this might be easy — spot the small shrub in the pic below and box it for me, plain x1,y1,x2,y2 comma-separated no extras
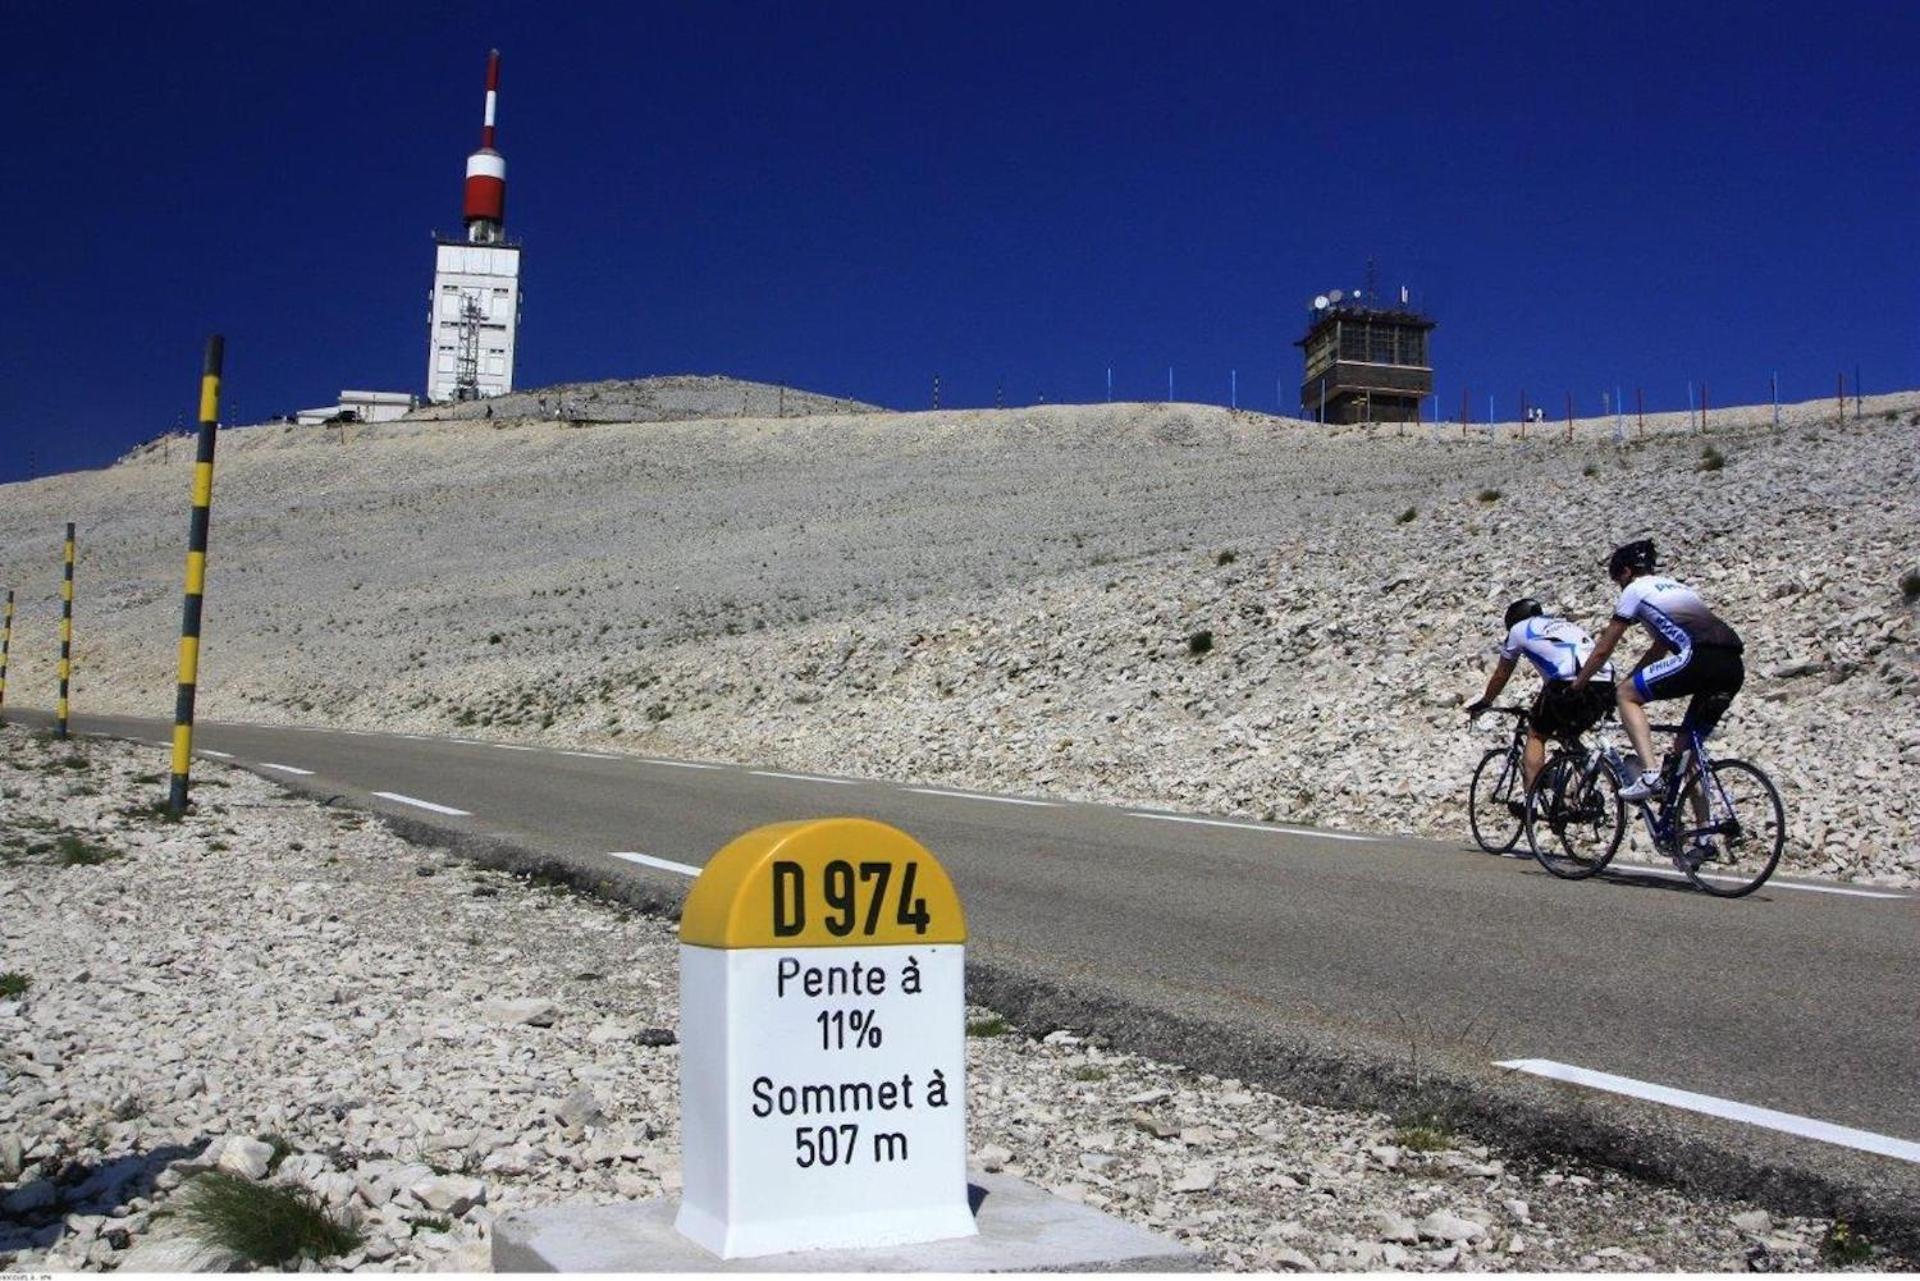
488,633,502,645
1215,549,1237,566
0,972,30,998
1395,506,1417,524
133,771,164,785
57,834,119,866
1582,463,1598,477
410,1213,455,1235
966,1015,1011,1038
1187,629,1214,655
1700,444,1726,471
1821,1221,1873,1266
174,1171,362,1267
1393,1115,1454,1152
1477,488,1502,503
1067,1065,1107,1082
1900,569,1920,604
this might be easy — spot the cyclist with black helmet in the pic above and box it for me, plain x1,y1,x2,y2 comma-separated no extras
1570,539,1745,800
1467,598,1616,795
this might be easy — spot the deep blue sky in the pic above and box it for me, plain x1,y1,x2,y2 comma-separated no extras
5,1,1916,482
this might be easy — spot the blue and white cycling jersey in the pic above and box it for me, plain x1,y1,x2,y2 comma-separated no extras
1613,575,1743,655
1501,615,1615,683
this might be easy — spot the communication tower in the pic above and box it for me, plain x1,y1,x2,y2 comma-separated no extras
426,50,522,403
1293,280,1434,424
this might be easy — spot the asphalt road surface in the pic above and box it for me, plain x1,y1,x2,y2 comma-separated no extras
13,708,1918,1232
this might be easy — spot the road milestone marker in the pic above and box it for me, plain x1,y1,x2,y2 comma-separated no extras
675,817,973,1259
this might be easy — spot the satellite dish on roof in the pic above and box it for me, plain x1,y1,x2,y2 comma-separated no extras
1313,294,1329,310
1328,289,1344,303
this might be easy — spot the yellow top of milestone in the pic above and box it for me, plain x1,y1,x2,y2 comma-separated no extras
681,817,966,948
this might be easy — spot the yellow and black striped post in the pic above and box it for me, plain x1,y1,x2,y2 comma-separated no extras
0,588,13,725
57,524,75,739
169,336,224,816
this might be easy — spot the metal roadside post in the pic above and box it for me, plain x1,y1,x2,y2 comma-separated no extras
675,818,973,1259
57,524,75,739
170,336,225,816
0,588,12,725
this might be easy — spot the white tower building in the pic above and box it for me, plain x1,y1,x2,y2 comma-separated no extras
427,50,521,403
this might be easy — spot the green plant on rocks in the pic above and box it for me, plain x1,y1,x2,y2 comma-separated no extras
1820,1221,1873,1266
0,972,30,998
56,834,119,866
1901,569,1920,604
966,1014,1011,1038
1477,487,1502,503
174,1171,362,1267
1700,444,1727,471
1187,629,1214,655
1396,506,1417,524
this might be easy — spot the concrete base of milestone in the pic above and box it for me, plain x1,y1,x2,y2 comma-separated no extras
491,1171,1203,1272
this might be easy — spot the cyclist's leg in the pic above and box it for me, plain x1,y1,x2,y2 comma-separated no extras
1523,689,1552,788
1679,651,1745,827
1616,676,1659,773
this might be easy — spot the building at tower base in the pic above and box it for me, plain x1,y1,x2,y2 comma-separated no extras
1294,286,1434,425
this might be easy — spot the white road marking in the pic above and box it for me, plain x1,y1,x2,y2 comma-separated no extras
905,787,1057,807
1128,812,1375,843
371,791,471,817
1607,860,1909,900
199,749,234,759
641,758,723,770
560,750,621,760
492,744,540,752
751,769,861,785
1495,1059,1920,1164
450,738,486,745
258,763,314,776
609,851,702,877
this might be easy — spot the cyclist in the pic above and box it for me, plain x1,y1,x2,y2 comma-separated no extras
1467,598,1616,798
1569,539,1745,801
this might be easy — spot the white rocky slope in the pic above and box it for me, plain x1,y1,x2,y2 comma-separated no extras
1,728,1898,1272
0,395,1914,883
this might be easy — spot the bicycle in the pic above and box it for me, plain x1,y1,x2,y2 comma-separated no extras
1467,707,1533,854
1525,720,1785,897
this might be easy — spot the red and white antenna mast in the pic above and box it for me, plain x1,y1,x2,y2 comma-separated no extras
462,50,506,243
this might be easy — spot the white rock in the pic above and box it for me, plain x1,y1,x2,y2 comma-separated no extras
411,1174,488,1216
216,1136,275,1180
484,997,559,1027
1418,1209,1487,1243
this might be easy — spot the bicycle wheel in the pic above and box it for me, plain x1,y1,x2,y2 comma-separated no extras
1469,747,1525,854
1674,758,1785,897
1526,751,1625,879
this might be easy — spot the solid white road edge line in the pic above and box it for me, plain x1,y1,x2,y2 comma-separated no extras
1494,1059,1920,1164
559,750,621,760
609,851,702,877
640,758,723,770
1607,860,1909,900
1128,812,1374,843
371,791,472,817
750,769,860,785
904,787,1058,807
492,744,540,752
258,763,314,776
199,750,234,759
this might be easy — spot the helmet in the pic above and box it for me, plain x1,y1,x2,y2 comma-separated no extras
1607,538,1657,580
1504,597,1544,631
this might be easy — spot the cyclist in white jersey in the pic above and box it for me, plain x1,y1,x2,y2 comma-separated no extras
1467,598,1617,794
1570,539,1745,800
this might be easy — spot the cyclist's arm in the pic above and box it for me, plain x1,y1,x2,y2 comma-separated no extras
1470,656,1517,712
1570,618,1631,689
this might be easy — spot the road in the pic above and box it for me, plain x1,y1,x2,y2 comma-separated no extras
12,708,1918,1232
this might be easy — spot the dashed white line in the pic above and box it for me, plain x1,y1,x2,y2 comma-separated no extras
751,770,861,785
904,787,1058,808
1607,861,1909,900
1128,812,1375,843
199,749,234,759
609,851,702,877
371,791,471,817
450,738,486,745
1495,1059,1920,1164
641,758,723,770
258,763,314,776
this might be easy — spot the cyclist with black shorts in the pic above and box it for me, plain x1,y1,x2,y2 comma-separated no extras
1570,539,1745,801
1467,598,1617,795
